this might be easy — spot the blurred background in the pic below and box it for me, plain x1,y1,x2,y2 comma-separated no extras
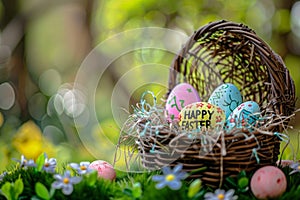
0,0,300,171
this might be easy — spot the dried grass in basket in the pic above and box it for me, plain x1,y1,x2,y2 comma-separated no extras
116,20,296,188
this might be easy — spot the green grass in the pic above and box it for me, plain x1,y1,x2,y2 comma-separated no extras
1,164,300,200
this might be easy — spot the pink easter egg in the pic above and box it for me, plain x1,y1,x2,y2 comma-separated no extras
165,83,201,122
89,160,116,181
250,166,287,199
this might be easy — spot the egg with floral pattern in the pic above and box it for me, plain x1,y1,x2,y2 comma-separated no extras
208,83,242,118
225,101,260,131
165,83,201,122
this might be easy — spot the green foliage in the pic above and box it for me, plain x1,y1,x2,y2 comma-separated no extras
35,154,46,172
35,182,51,200
0,175,23,200
1,164,300,199
1,182,13,200
0,168,54,200
237,177,249,190
122,182,142,199
13,177,23,199
187,179,202,198
66,177,114,200
141,181,187,200
224,170,251,196
279,167,300,200
85,170,98,186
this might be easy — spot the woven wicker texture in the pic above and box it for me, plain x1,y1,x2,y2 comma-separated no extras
168,20,295,118
137,20,296,188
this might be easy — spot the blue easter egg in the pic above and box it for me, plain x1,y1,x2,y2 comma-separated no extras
226,101,260,131
208,83,242,118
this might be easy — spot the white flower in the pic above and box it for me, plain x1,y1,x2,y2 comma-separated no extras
14,155,36,169
289,162,300,175
51,170,82,195
69,161,94,175
204,189,238,200
43,154,57,173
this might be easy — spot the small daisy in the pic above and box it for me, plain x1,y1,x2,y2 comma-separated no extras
204,189,238,200
152,164,188,190
289,162,300,175
43,154,57,173
14,155,36,169
51,170,82,195
69,161,94,175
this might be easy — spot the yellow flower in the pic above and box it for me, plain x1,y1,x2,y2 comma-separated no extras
13,121,56,159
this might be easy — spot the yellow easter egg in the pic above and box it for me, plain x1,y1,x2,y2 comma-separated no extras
179,102,225,130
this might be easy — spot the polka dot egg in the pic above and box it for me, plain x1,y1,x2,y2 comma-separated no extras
250,166,287,199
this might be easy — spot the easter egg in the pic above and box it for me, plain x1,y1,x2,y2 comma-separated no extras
226,101,260,131
179,102,225,130
89,160,116,181
208,83,242,118
165,83,201,122
250,166,287,199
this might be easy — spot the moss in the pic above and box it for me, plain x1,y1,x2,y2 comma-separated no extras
0,165,300,199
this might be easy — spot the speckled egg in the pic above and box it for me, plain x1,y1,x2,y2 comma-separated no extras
225,101,260,131
89,160,116,181
165,83,201,122
208,83,242,118
178,102,225,130
250,166,287,199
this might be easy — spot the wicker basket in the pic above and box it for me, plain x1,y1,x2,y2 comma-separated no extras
128,20,296,188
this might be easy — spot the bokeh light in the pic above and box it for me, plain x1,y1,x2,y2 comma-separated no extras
0,82,15,110
290,1,300,55
57,84,87,118
39,69,62,96
43,125,65,144
53,94,64,115
28,92,47,120
291,1,300,38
